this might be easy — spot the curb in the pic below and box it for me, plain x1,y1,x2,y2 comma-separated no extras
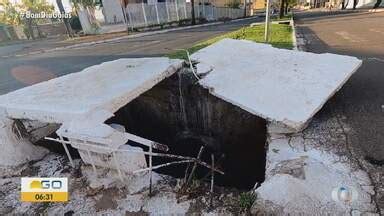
292,14,306,51
3,16,258,58
290,18,298,51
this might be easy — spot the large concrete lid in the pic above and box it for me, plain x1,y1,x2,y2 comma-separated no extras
192,39,362,132
0,58,183,123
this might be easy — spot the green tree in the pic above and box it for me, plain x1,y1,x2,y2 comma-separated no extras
0,0,22,25
19,0,54,39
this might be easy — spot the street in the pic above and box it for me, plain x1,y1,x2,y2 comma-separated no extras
0,17,261,95
296,11,384,210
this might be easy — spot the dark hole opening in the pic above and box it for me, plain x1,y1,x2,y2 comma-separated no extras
106,68,268,190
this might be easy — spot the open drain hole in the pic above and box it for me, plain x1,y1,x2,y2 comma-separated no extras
106,68,268,190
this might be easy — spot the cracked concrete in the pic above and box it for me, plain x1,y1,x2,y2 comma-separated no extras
252,113,380,215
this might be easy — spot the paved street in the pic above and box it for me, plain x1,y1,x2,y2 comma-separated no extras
0,17,261,95
296,11,384,211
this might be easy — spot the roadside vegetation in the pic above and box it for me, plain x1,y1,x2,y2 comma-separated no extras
167,23,293,60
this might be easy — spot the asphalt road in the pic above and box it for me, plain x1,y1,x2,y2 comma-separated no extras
296,11,384,211
0,17,261,95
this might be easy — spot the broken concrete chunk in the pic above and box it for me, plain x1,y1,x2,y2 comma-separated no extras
192,39,362,132
0,109,49,166
78,144,147,174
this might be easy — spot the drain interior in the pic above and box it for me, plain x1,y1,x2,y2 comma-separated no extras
106,68,268,190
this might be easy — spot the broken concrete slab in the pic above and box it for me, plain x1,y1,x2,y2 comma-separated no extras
192,39,362,132
252,124,377,215
0,58,183,124
0,58,183,167
0,109,49,166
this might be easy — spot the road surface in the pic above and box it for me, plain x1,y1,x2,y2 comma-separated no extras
0,17,261,95
296,11,384,212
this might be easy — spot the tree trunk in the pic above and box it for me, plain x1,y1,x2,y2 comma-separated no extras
36,23,44,38
26,18,35,40
284,1,289,15
279,0,285,18
56,0,73,37
353,0,357,9
373,0,382,8
191,0,196,25
243,0,247,17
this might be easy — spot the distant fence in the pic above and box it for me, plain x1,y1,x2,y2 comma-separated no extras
125,1,245,28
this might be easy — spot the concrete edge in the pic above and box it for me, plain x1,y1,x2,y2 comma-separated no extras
291,14,306,51
290,18,298,51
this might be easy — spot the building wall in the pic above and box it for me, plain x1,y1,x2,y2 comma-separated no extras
253,0,266,10
102,0,126,24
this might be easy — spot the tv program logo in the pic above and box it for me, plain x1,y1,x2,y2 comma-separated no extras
332,186,358,204
21,178,68,202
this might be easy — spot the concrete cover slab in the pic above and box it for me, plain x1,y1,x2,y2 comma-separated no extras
192,39,362,131
0,58,182,166
0,58,183,124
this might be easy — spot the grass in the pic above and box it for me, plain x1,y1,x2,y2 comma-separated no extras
167,23,293,59
238,192,257,213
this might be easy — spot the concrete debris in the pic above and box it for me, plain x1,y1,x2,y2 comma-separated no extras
252,119,378,215
0,110,49,166
0,153,237,215
192,39,362,132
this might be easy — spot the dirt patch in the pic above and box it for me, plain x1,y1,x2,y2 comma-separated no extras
95,187,127,212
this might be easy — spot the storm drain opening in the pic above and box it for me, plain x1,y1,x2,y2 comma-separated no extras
106,67,268,190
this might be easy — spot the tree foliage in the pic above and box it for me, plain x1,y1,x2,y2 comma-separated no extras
0,0,22,25
0,0,54,26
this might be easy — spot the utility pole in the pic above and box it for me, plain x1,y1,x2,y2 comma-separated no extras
56,0,73,38
244,0,247,17
191,0,196,25
264,0,271,42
